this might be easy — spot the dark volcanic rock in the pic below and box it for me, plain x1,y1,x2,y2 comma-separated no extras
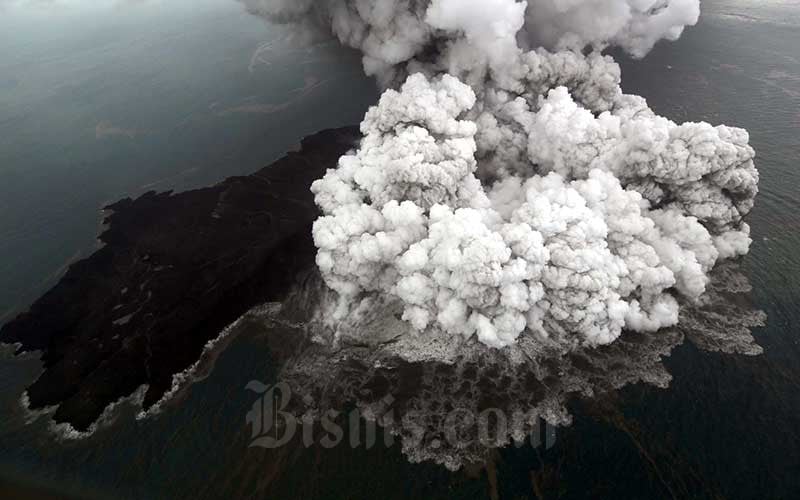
0,126,360,431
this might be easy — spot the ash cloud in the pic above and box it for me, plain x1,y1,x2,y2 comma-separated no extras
241,0,759,349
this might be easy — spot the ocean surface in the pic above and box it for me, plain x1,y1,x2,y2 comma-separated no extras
0,0,379,323
1,0,799,498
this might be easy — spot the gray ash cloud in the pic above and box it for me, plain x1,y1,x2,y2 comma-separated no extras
241,0,759,349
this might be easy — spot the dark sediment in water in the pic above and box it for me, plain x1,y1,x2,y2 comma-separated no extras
0,126,360,431
239,259,764,471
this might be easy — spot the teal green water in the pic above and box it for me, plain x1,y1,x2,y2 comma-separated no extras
1,0,799,498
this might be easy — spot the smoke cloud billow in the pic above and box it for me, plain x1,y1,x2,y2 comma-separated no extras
242,0,759,350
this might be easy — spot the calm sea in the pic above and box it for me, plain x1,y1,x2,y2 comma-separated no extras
0,0,379,323
0,0,798,498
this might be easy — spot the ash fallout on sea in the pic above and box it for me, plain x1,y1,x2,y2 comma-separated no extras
241,0,759,350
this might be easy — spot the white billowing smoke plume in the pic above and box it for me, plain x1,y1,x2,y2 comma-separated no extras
242,0,758,348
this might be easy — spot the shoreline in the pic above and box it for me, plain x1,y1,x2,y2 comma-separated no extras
0,126,360,432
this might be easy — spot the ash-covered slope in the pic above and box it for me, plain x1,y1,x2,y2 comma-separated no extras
0,127,360,431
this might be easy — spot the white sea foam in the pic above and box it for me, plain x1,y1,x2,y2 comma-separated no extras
136,302,282,420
